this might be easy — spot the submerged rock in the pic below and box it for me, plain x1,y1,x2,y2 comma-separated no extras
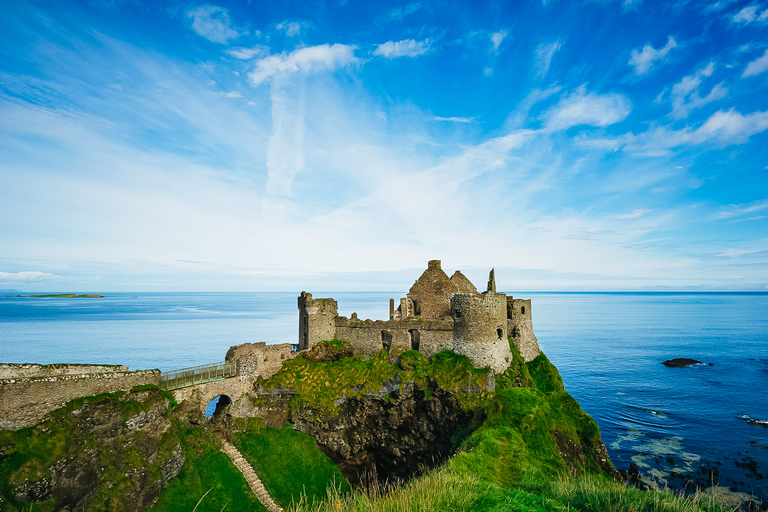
662,358,709,367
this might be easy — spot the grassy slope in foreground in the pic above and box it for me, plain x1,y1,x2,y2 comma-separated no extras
262,340,728,512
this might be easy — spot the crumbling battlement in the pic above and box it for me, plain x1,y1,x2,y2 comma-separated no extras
298,260,541,372
225,342,298,379
0,363,130,379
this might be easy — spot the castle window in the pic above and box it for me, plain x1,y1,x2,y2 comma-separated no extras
413,299,421,316
281,354,285,360
496,327,503,340
521,306,526,315
409,329,420,351
381,330,393,351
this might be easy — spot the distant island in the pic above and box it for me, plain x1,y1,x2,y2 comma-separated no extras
11,293,104,298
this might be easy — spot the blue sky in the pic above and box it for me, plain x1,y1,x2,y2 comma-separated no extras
1,0,767,292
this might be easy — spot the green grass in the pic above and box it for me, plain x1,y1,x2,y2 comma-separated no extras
287,471,730,512
281,340,729,512
257,347,494,415
0,388,183,512
235,422,351,509
150,425,266,512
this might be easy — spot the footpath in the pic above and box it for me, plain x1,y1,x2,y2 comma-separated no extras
220,439,283,512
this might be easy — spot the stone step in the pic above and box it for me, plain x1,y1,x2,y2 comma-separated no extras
220,441,283,512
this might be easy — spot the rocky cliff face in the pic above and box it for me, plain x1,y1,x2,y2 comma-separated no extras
0,387,187,512
291,380,475,487
248,344,622,491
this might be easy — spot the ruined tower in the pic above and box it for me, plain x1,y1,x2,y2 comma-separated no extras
450,269,513,373
298,292,337,351
506,297,541,362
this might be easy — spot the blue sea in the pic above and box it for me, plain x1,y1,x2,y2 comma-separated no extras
1,291,766,500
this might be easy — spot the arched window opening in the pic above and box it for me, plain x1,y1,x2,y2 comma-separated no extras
496,327,504,340
521,306,526,315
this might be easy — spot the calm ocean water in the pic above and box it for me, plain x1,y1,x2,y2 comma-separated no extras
1,291,766,499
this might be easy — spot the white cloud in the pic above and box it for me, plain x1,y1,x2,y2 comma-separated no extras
623,108,768,155
491,30,508,52
225,45,269,60
616,209,651,219
622,0,642,11
670,62,727,119
382,2,424,21
373,39,431,58
484,67,493,76
743,49,768,77
535,41,561,77
433,116,475,123
732,5,759,23
248,44,358,85
628,36,677,75
187,5,246,44
0,271,60,283
717,199,768,218
541,85,632,130
276,20,303,37
704,0,738,12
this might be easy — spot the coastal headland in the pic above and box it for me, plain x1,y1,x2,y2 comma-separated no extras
0,263,749,511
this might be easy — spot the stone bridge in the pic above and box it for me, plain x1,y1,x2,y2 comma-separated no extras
162,343,298,417
169,374,258,417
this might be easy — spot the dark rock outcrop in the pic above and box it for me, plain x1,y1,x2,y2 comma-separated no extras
662,358,706,367
3,388,185,512
300,341,354,363
290,380,474,487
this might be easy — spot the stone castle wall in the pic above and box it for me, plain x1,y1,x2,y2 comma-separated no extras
225,342,297,379
451,292,512,373
0,363,130,379
298,261,542,372
506,298,541,362
334,316,454,358
298,292,337,351
0,367,160,431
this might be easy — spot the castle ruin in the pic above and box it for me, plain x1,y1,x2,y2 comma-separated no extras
298,260,540,372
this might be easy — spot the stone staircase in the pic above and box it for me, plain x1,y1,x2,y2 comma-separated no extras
220,440,283,512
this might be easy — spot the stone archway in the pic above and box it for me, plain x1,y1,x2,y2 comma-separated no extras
171,376,255,418
206,394,232,418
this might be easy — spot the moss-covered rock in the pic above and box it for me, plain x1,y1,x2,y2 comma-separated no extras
0,386,184,512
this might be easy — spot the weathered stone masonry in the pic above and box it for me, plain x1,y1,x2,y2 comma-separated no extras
298,260,541,373
0,364,160,431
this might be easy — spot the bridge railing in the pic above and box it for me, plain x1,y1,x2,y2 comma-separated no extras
160,361,237,391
